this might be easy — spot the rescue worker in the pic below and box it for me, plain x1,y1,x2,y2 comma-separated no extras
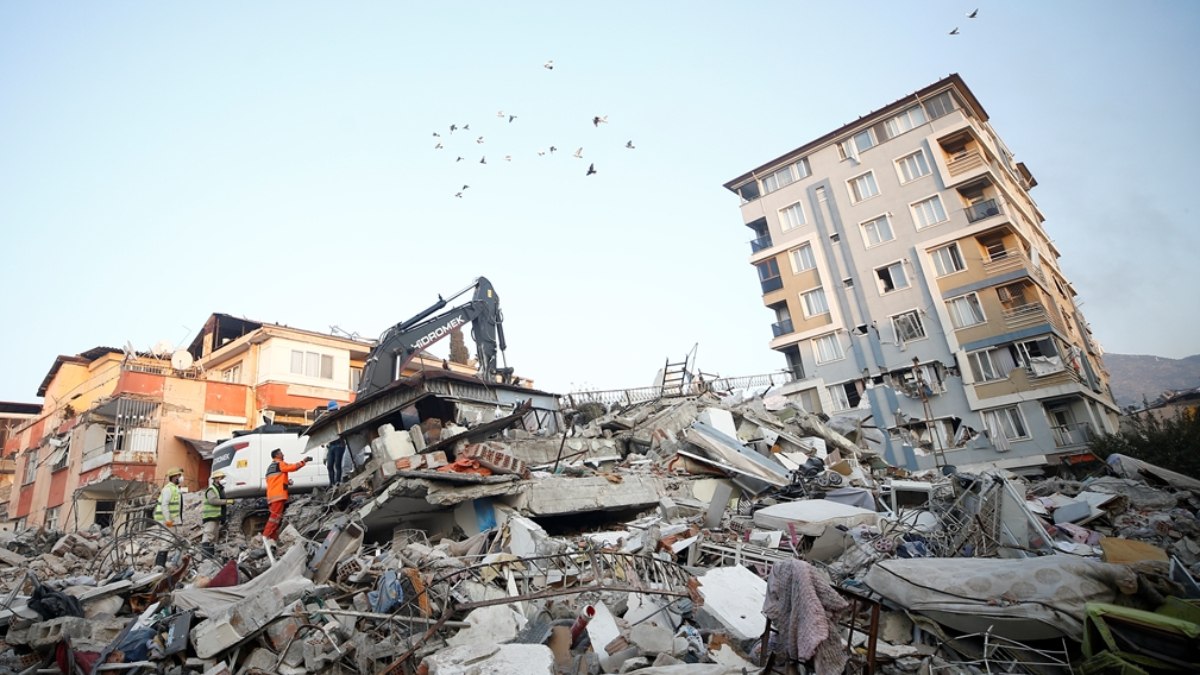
153,467,185,529
200,470,235,557
263,448,310,540
324,400,347,486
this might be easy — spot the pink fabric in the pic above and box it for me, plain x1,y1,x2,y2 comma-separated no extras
762,559,849,674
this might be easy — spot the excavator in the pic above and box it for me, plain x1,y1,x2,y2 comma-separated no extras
357,276,515,397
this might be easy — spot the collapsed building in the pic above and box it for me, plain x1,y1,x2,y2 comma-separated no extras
1,371,1197,674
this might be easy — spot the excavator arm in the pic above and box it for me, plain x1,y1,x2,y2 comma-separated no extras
358,277,513,398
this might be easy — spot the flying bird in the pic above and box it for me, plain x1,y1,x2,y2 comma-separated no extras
544,60,554,70
476,136,485,144
625,140,635,149
967,9,978,18
549,146,557,153
456,156,464,162
508,115,517,123
949,27,960,35
573,147,583,158
454,192,463,198
450,124,458,133
586,163,596,176
480,156,487,164
504,155,512,162
462,185,470,190
592,115,608,127
433,132,441,137
435,142,443,149
463,124,470,131
537,149,546,156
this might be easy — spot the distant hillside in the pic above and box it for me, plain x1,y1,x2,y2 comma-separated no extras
1102,353,1200,409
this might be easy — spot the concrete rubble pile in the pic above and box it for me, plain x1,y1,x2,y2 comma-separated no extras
2,387,1199,674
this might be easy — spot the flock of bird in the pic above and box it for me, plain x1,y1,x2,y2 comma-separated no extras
949,8,979,36
434,60,635,198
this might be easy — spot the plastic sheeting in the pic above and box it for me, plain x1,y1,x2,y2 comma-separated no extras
171,545,308,617
752,500,880,536
863,557,1138,641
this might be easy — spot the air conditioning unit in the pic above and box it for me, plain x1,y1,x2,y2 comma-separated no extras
997,286,1013,303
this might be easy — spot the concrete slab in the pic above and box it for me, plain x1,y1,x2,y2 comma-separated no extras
446,605,527,648
423,643,555,674
524,476,661,516
696,566,766,642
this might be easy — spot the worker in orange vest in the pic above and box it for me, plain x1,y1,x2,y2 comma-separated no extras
262,448,311,540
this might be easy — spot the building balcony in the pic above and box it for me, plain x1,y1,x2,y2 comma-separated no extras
1002,302,1067,335
750,235,774,253
771,318,794,337
965,198,1003,223
982,249,1049,290
1051,422,1095,449
760,276,784,293
0,458,14,475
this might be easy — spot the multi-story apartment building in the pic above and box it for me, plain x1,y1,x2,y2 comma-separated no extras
724,74,1120,473
3,313,487,532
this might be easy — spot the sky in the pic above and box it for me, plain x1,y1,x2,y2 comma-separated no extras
1,1,1197,402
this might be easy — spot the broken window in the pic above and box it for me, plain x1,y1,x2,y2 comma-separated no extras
947,293,985,328
891,310,926,343
983,405,1028,441
44,507,59,532
827,381,862,411
875,261,909,294
94,501,115,528
968,348,1014,383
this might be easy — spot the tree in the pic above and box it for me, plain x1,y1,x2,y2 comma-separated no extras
449,328,470,365
1089,406,1200,479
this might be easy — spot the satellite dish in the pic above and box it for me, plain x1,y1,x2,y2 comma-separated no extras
170,350,194,371
152,340,173,357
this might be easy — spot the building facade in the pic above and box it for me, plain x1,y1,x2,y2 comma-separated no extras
724,74,1119,473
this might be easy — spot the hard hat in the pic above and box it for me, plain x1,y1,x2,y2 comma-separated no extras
166,467,184,478
211,470,227,480
327,400,339,410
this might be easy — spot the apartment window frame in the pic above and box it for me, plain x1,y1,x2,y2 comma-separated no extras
800,287,830,318
290,350,335,380
947,292,986,329
860,213,895,248
875,260,910,294
890,309,927,343
910,194,949,229
827,382,861,412
894,149,932,184
884,105,928,138
847,171,880,204
44,506,60,532
789,243,816,274
350,366,363,392
812,333,845,364
221,363,242,384
780,202,806,231
756,257,781,282
22,451,36,485
923,91,956,120
968,349,1005,383
761,165,796,193
931,243,966,277
983,405,1030,441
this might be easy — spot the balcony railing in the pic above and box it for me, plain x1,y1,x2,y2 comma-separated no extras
1003,302,1067,335
982,249,1049,288
760,276,784,293
750,235,774,253
965,198,1002,223
1051,422,1095,448
946,150,985,176
771,318,794,337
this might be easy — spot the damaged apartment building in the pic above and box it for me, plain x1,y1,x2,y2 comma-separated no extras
725,73,1120,474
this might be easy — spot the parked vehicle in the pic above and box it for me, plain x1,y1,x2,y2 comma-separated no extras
210,424,330,498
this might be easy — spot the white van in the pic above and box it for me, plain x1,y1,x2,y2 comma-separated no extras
210,425,330,498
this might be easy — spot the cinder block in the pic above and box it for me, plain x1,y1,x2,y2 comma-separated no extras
28,616,90,649
264,601,306,651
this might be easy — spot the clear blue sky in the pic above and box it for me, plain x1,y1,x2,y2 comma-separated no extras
2,2,1197,402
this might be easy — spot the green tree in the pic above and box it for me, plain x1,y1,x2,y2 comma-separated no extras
1089,406,1200,479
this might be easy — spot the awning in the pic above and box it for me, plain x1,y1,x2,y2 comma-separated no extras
75,477,156,500
177,436,217,460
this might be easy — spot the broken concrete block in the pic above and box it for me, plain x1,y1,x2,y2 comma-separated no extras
446,605,527,648
1053,499,1092,524
264,601,306,652
658,497,679,520
27,616,91,649
525,475,661,516
191,584,288,659
619,657,651,673
235,647,278,675
461,442,530,478
422,643,555,674
83,595,124,619
696,566,767,642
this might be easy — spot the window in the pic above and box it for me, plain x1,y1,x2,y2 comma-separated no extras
22,451,36,485
789,244,816,273
350,367,363,391
44,507,60,532
737,181,761,203
812,333,844,364
51,440,69,471
780,202,806,231
852,129,876,152
848,172,879,203
875,261,909,293
762,165,795,193
291,350,334,379
885,105,928,137
968,348,1013,382
221,363,242,384
983,406,1029,441
860,215,894,247
923,91,955,120
801,288,829,317
793,158,812,180
756,258,780,281
947,293,985,328
911,195,948,229
891,310,926,342
94,501,116,528
931,243,965,276
895,150,931,183
828,382,862,411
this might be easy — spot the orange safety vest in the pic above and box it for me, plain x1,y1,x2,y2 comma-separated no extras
265,459,305,503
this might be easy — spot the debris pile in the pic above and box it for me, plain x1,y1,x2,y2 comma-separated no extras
2,387,1198,673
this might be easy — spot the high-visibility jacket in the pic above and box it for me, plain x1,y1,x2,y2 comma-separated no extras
265,459,306,503
202,484,228,522
154,482,182,523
